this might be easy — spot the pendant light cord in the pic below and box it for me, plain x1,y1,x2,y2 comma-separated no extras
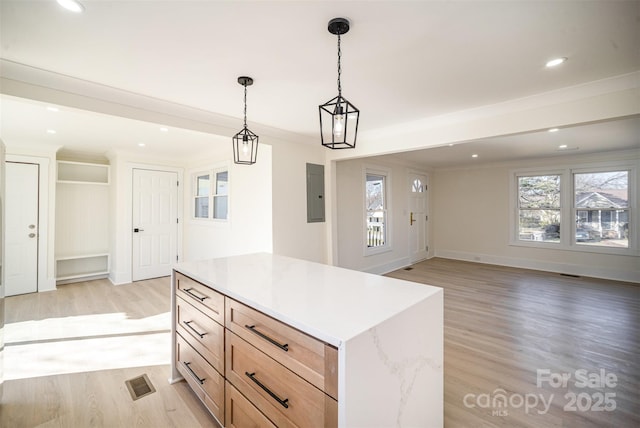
243,83,248,128
337,33,342,97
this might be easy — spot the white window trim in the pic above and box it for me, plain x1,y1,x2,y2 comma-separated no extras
364,165,392,256
191,162,230,223
509,160,639,256
211,166,229,221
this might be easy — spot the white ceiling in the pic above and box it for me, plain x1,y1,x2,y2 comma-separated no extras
1,0,639,165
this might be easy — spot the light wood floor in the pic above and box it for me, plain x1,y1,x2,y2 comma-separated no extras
387,258,640,428
1,260,638,427
1,277,217,427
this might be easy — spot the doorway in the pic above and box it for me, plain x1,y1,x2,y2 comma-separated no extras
408,172,428,263
5,162,39,296
131,168,178,281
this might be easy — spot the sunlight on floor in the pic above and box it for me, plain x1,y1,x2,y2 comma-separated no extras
3,312,171,380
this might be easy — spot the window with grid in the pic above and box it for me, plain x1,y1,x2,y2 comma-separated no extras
366,172,387,249
574,170,629,248
517,174,561,243
193,167,229,221
512,163,636,254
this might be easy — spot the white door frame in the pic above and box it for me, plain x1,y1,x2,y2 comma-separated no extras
131,168,178,281
115,162,183,285
6,154,54,292
408,170,430,263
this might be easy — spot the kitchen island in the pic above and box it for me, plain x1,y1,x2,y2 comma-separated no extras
170,253,443,427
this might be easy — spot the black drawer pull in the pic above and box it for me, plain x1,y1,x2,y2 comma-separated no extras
183,287,208,302
183,361,205,385
245,324,289,351
245,372,289,409
183,320,206,338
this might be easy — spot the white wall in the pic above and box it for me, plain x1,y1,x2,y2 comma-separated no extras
336,157,425,273
270,138,328,263
432,150,640,282
110,137,328,283
326,73,640,276
183,145,273,261
0,138,4,399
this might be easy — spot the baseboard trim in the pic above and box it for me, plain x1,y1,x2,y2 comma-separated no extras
39,277,57,292
435,250,640,283
362,257,412,275
56,274,109,286
109,271,133,286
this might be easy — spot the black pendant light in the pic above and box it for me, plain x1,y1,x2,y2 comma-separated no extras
233,76,258,165
319,17,360,149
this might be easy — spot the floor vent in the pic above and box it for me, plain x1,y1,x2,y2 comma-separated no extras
560,273,581,278
404,267,414,271
125,374,156,401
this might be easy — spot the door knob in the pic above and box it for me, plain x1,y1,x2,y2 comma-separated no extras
410,212,416,225
29,233,36,238
133,228,145,233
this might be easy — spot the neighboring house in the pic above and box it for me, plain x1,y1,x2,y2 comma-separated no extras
575,191,629,239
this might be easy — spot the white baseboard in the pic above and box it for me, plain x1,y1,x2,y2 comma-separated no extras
109,271,132,286
435,250,640,283
362,257,411,275
39,277,57,292
56,274,109,286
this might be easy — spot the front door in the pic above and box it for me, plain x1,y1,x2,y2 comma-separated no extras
5,162,39,295
409,172,428,263
132,169,178,281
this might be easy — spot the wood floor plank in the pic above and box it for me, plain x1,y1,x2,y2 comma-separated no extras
2,260,638,427
387,258,640,428
1,277,216,428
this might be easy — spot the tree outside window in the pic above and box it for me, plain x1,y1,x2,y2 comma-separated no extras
518,175,561,242
513,165,635,254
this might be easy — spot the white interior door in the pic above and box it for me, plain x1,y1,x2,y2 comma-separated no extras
409,172,428,263
6,162,39,296
132,169,178,281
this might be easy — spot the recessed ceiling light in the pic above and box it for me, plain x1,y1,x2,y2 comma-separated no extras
138,143,146,147
448,143,454,147
57,0,84,13
47,106,59,112
160,127,169,132
546,57,567,68
47,129,57,134
471,154,478,158
548,128,559,133
558,144,568,149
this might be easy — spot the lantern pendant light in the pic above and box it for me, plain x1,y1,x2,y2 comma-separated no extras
319,17,360,149
233,76,258,165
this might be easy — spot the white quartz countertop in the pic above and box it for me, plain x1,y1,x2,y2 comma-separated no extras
174,253,442,347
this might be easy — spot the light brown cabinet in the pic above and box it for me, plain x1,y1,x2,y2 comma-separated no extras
226,381,277,428
173,271,338,427
226,298,338,400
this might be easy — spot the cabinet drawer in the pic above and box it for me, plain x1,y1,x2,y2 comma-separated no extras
226,332,337,428
226,381,277,428
226,298,338,399
176,272,224,324
176,334,224,424
176,295,224,375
